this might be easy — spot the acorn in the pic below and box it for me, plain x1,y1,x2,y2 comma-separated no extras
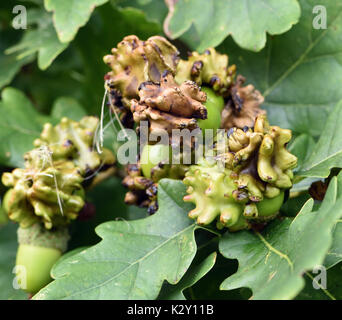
15,223,69,294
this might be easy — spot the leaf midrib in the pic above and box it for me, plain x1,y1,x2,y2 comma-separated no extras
57,223,196,299
300,148,342,173
263,9,342,98
255,231,293,269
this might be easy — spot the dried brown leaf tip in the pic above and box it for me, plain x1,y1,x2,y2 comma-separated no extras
130,71,207,135
221,75,266,129
175,47,236,95
103,35,179,102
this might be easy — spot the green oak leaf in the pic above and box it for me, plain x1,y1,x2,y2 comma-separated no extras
288,134,315,173
68,177,148,250
0,1,35,87
219,172,342,300
5,4,160,116
298,100,342,178
53,247,89,269
280,192,311,217
288,133,317,193
325,222,342,269
0,87,87,168
44,0,108,43
221,0,342,137
50,97,87,121
5,8,68,70
34,179,200,300
164,0,300,52
158,252,217,300
0,53,34,89
0,222,27,300
0,87,49,168
112,0,168,25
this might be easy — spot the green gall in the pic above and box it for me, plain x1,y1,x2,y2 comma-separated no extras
183,114,297,231
34,116,115,174
175,48,236,95
1,116,116,229
2,156,85,229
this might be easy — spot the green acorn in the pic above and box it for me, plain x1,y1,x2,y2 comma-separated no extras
197,87,225,132
123,144,188,214
15,223,69,294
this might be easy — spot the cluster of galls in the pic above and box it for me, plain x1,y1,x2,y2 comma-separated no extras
2,117,115,230
104,35,267,214
183,115,297,231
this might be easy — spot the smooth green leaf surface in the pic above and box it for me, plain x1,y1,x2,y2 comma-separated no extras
0,222,27,300
222,0,342,137
0,88,90,168
219,172,342,299
45,0,108,43
289,134,315,173
68,177,148,250
0,53,34,89
5,9,68,70
34,179,199,300
158,252,217,300
113,0,168,25
50,97,87,121
325,222,342,269
298,100,342,178
0,1,35,87
165,0,300,52
0,88,49,167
